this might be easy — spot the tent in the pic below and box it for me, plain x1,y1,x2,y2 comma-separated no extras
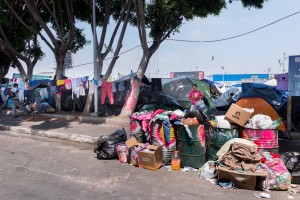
212,87,241,110
263,79,277,87
162,78,216,113
236,97,287,138
278,96,300,129
241,83,287,110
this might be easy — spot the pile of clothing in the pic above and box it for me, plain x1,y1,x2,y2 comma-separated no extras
217,138,261,172
214,138,292,190
130,109,208,164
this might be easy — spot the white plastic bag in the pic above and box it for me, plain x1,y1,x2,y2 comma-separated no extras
199,161,217,179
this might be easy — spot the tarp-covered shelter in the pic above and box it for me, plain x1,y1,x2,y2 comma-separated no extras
236,97,287,138
162,78,216,113
212,87,241,110
278,96,300,129
241,83,287,110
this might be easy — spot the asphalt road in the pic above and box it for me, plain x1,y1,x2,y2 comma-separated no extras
0,133,295,200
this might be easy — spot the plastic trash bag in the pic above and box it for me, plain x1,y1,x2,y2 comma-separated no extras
199,161,217,179
184,110,207,124
281,152,300,173
94,128,127,159
281,152,300,184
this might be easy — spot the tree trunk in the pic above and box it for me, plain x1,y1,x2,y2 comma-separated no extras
83,80,95,114
120,77,141,116
55,54,65,111
120,53,151,116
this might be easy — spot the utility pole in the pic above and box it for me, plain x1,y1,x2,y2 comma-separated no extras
283,53,287,74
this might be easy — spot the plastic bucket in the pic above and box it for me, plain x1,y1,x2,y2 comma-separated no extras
207,126,240,161
177,125,206,168
241,128,278,153
152,122,177,164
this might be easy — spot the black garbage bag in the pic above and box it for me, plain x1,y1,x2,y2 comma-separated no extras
184,110,208,124
94,128,127,159
281,152,300,173
281,152,300,184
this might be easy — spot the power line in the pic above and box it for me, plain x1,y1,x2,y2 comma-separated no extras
69,10,300,69
166,11,300,43
167,40,191,68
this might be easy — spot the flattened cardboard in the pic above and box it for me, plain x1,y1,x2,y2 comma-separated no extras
217,166,267,190
225,104,252,127
125,137,163,171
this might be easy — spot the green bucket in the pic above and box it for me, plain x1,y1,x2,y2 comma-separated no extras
207,126,240,161
177,125,206,169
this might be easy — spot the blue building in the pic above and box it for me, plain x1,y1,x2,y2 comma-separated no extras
213,74,269,83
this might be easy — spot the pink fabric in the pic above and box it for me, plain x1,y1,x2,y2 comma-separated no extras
64,79,71,84
101,82,114,104
131,113,153,133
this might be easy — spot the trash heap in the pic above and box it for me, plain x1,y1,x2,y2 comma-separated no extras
94,103,299,192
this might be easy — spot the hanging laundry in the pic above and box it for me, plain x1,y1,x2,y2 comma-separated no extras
39,88,49,99
112,82,117,93
94,79,99,87
18,89,25,102
101,82,114,105
77,85,86,98
56,80,64,86
50,86,57,96
64,79,72,90
71,78,83,99
81,76,88,82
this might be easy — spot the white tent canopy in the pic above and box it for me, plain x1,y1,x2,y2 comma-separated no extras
263,79,277,86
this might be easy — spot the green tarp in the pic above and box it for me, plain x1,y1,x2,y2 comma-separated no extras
162,78,216,113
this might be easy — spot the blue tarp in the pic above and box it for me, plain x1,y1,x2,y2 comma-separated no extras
241,83,287,110
29,79,51,88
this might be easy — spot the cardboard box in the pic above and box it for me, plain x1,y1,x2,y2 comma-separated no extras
125,137,163,171
217,166,268,190
225,104,252,127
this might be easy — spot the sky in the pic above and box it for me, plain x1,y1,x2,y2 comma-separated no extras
6,0,300,79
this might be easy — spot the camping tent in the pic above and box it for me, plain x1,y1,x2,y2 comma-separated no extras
241,83,287,110
162,78,216,113
263,79,277,87
236,97,287,138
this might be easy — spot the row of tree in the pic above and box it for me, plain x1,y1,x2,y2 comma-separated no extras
0,0,265,115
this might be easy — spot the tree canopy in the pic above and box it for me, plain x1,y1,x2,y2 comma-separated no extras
0,0,44,80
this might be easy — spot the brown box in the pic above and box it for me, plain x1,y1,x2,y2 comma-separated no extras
217,166,267,190
125,137,163,171
225,104,252,127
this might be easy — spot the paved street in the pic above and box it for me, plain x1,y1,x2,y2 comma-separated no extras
0,133,294,200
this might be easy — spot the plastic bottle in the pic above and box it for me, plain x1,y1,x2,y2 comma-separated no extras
171,150,180,170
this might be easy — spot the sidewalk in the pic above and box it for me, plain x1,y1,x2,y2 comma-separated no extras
0,110,130,144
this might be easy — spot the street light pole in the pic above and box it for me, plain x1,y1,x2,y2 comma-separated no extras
221,66,225,82
93,0,98,115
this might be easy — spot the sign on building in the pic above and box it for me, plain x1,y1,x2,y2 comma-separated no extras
12,73,51,80
288,55,300,96
170,71,204,80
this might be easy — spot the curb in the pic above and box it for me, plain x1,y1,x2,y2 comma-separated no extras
2,111,130,126
0,125,98,144
38,113,130,126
